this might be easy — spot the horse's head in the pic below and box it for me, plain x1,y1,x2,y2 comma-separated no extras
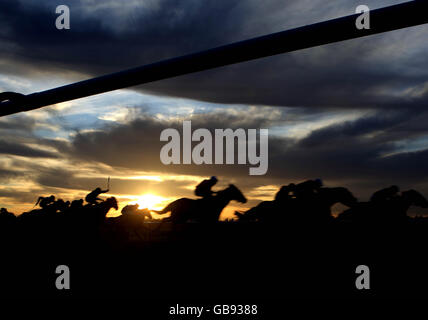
226,184,247,203
106,197,119,210
402,190,428,208
121,204,138,215
337,187,358,207
320,187,358,207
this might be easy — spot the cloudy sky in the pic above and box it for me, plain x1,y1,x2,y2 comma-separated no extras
1,0,428,218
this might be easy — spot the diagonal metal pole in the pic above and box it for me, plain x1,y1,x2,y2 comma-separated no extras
1,0,428,117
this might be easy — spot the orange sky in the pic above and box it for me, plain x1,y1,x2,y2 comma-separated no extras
1,170,260,220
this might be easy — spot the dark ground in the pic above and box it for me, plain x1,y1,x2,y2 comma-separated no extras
2,218,428,301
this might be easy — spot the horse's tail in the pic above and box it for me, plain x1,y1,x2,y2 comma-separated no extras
235,207,257,221
234,210,245,219
152,200,178,215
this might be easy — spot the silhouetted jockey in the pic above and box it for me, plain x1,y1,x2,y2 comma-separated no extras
195,176,218,198
293,179,323,199
0,208,16,225
52,199,70,213
275,183,296,202
70,199,84,210
0,208,14,217
85,187,109,205
370,185,400,203
121,204,152,220
121,204,139,215
35,195,55,208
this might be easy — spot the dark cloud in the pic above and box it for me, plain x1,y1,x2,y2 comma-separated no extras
64,112,262,177
1,0,427,109
0,116,36,132
35,168,194,199
0,113,63,159
0,189,41,204
37,107,425,201
265,111,428,197
0,140,58,158
0,168,23,181
0,0,250,75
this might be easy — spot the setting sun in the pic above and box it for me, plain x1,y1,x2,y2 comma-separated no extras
132,194,166,210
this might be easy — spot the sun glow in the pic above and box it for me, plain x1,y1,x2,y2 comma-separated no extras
132,194,166,210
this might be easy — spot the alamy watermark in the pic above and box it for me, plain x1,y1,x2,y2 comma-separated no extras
55,5,70,30
55,264,70,290
54,4,370,31
160,121,269,176
355,265,370,290
356,5,370,30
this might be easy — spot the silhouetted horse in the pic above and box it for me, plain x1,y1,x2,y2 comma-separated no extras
304,187,357,222
18,198,70,226
106,204,153,241
18,206,56,223
235,184,298,222
338,189,428,224
236,186,356,224
400,190,428,210
121,204,153,220
82,197,118,226
154,184,247,223
0,208,16,230
235,200,278,222
383,189,428,221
